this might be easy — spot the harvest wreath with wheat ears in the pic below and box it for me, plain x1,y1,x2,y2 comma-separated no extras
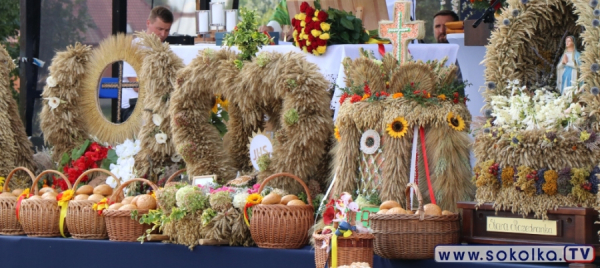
473,0,600,219
170,48,333,191
330,50,474,213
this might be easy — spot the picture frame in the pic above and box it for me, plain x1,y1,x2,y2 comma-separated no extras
192,174,218,186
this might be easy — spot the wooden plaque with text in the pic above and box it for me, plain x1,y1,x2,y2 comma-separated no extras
458,201,600,255
287,0,389,31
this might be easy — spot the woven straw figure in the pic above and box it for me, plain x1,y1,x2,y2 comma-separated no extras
0,44,35,189
133,32,185,183
474,0,600,219
172,49,333,192
332,54,474,213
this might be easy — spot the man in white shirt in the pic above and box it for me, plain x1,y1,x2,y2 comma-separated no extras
120,6,173,122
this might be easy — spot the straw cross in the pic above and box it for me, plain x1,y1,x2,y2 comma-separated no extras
100,61,139,122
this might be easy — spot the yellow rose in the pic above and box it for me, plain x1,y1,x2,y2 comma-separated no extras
301,21,306,27
314,10,319,17
320,22,331,32
311,29,322,38
317,46,327,54
312,16,319,22
313,50,320,56
298,13,306,21
303,47,308,52
306,40,311,46
295,14,300,20
320,33,330,40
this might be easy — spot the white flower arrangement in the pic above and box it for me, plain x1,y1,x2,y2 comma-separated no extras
106,139,141,188
490,80,584,131
232,192,250,209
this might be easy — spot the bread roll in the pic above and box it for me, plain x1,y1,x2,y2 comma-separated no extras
379,200,401,210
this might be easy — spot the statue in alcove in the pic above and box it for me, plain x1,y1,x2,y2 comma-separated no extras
556,35,581,94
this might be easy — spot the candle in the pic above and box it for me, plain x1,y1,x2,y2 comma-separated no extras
197,11,209,33
211,2,224,25
226,10,237,32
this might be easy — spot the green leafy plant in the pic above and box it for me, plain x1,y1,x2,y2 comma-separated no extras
223,7,272,63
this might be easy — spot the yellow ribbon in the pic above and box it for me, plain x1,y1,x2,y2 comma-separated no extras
58,200,68,238
57,189,74,238
323,226,338,268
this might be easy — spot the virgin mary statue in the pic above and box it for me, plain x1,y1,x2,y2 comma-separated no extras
556,36,581,94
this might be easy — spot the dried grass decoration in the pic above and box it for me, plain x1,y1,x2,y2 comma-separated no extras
332,53,473,212
0,45,35,175
133,32,185,182
79,33,145,144
171,49,333,191
40,43,92,162
474,0,600,218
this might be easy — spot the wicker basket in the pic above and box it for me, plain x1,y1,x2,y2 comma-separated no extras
19,170,73,237
0,167,35,235
369,183,460,259
103,178,158,242
250,173,314,249
313,231,374,268
66,169,121,240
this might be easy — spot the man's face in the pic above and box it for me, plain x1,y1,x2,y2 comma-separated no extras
433,15,455,43
146,17,172,42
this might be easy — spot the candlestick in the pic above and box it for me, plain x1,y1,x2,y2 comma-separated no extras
226,10,237,32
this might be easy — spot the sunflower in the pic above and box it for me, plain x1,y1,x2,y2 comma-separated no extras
334,126,341,141
246,193,263,205
386,117,409,138
446,112,465,131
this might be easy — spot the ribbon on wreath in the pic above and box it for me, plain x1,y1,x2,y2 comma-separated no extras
15,188,32,221
56,189,74,238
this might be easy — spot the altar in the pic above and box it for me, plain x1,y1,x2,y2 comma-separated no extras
168,43,459,120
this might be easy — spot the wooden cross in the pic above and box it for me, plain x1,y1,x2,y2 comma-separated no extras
379,1,425,64
100,61,139,122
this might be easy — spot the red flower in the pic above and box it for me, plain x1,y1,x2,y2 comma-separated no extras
453,98,459,104
318,10,328,22
339,93,349,104
54,178,68,191
310,42,318,50
350,94,362,103
364,84,371,95
308,34,316,42
300,2,309,12
307,46,314,52
413,90,421,95
89,142,102,152
306,7,315,18
291,18,298,27
299,40,306,48
380,91,390,97
317,39,327,46
410,82,415,87
453,92,459,98
312,21,321,30
322,198,335,225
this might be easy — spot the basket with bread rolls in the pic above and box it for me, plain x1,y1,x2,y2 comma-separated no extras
96,178,158,242
367,183,460,259
18,170,73,237
246,173,314,249
0,167,36,235
66,168,122,240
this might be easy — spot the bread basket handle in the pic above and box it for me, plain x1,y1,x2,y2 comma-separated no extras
404,183,425,221
72,168,122,190
3,167,36,193
32,170,72,195
108,178,159,203
164,169,186,186
258,173,312,205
